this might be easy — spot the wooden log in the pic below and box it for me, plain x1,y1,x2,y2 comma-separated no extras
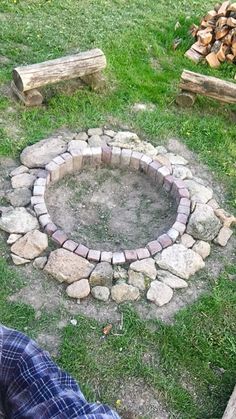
217,17,228,27
227,17,236,27
198,31,213,45
176,91,196,107
216,43,227,61
11,81,43,106
184,48,203,63
228,3,236,13
13,49,106,92
205,52,221,68
179,69,236,104
222,385,236,419
192,42,210,55
217,1,230,17
215,26,229,40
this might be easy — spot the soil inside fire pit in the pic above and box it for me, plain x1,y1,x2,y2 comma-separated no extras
45,166,177,251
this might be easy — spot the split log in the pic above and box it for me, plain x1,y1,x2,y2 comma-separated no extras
176,91,196,107
216,43,227,61
217,1,230,17
192,42,210,55
205,51,221,67
184,48,203,63
228,3,236,12
13,49,106,92
227,17,236,26
179,69,236,104
222,385,236,419
11,81,43,106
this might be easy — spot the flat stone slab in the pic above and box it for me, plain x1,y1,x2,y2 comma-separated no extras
130,258,157,280
44,249,94,284
147,281,173,306
11,230,48,260
155,244,205,280
111,283,140,303
0,207,39,234
20,136,67,168
187,203,221,241
157,270,188,289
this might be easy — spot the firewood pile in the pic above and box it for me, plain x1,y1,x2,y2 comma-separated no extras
185,1,236,68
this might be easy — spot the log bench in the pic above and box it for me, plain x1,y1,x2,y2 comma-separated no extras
12,48,106,106
176,69,236,107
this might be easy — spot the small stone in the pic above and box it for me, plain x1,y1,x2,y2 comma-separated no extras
156,146,167,154
114,266,128,281
165,153,188,165
11,173,36,189
10,165,29,177
192,241,211,259
44,249,94,283
147,281,173,306
104,129,115,138
68,140,88,153
154,154,172,171
88,135,105,147
180,233,195,248
155,244,205,280
128,270,146,291
130,258,157,280
111,283,140,303
70,319,78,326
11,254,30,265
214,227,233,247
33,256,48,269
112,131,139,144
157,270,188,289
88,128,103,136
74,132,88,141
66,279,90,299
132,103,156,112
173,165,193,180
214,208,236,228
187,203,221,241
7,233,22,244
20,136,67,168
11,230,48,260
0,207,39,234
91,286,110,302
89,262,113,287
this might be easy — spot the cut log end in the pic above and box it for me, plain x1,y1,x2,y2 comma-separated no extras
81,72,106,92
176,91,196,107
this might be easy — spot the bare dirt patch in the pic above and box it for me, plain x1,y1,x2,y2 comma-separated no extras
45,166,177,251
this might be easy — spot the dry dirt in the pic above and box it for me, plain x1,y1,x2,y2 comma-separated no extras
45,166,177,251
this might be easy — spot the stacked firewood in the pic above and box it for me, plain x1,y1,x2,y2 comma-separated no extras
185,1,236,68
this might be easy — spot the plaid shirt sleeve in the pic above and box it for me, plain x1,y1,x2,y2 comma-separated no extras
0,325,120,418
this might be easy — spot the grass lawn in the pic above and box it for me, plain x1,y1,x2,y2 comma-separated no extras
0,0,236,418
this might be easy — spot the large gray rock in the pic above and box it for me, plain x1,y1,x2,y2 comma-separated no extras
6,188,32,207
11,173,36,189
157,270,188,289
192,241,211,259
20,136,67,168
173,165,192,180
44,249,94,284
89,262,113,287
155,244,205,280
187,203,221,241
130,258,157,280
91,286,110,302
183,179,213,204
147,281,173,306
0,207,39,234
66,279,90,299
11,230,48,260
111,283,140,303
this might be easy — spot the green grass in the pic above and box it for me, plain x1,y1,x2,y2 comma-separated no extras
0,0,235,206
0,1,236,417
58,268,236,418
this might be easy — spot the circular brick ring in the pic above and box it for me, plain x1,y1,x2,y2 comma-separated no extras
31,145,191,265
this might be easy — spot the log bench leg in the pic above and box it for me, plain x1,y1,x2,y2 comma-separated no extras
81,71,106,92
11,81,43,106
176,90,196,107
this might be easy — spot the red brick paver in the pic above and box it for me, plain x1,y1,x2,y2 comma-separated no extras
74,244,89,258
87,249,101,262
124,249,138,262
146,240,162,255
112,252,126,265
136,247,150,259
52,230,68,245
